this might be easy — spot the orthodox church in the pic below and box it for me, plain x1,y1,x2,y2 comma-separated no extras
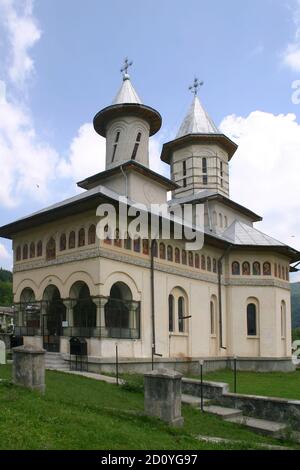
0,61,299,372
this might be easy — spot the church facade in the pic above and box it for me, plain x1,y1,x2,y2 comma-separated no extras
0,64,299,372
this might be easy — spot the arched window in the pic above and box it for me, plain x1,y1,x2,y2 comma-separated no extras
281,301,286,338
210,298,217,335
201,254,206,270
219,213,223,228
242,262,250,275
124,233,132,250
69,231,75,249
159,243,166,259
60,234,66,251
152,240,158,257
224,216,228,228
213,211,217,226
175,247,180,263
253,262,261,276
134,238,141,253
111,131,120,163
131,132,142,160
167,245,173,262
114,229,122,248
23,244,28,260
195,254,200,269
169,295,174,332
263,262,271,276
143,239,149,255
182,160,187,188
220,160,224,187
274,263,278,277
78,228,85,247
29,242,35,259
88,225,96,245
213,258,217,273
207,256,212,272
182,249,187,265
286,267,289,281
188,252,194,267
46,237,56,261
202,157,207,184
247,303,257,336
16,246,21,262
103,224,112,245
281,266,285,280
232,261,240,275
178,297,185,333
37,241,43,257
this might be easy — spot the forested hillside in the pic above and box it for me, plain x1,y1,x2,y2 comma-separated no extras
291,282,300,329
0,268,13,306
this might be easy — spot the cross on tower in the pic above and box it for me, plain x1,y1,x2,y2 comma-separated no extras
189,77,204,96
121,57,133,78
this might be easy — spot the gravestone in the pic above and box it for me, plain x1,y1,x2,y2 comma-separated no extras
144,368,184,426
12,345,46,393
0,340,5,365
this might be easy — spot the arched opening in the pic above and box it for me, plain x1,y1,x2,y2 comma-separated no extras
43,285,66,352
105,282,139,338
71,282,96,330
46,237,56,261
168,294,174,332
281,300,286,338
18,288,40,335
247,302,258,336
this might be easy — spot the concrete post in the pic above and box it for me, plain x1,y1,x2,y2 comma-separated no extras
144,368,184,426
12,345,46,393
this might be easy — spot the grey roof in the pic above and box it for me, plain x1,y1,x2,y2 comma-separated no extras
176,96,219,138
222,220,285,247
112,75,142,105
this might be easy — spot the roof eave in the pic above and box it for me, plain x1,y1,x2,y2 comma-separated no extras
160,133,238,164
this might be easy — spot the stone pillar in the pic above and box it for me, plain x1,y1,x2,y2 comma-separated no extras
144,369,184,426
63,300,74,328
12,345,46,393
93,297,108,336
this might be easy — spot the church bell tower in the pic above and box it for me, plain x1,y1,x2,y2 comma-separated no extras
160,78,237,200
93,58,162,170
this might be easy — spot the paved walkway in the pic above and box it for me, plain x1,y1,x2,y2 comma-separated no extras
61,369,125,385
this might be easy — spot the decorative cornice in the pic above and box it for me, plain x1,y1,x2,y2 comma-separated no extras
13,246,290,290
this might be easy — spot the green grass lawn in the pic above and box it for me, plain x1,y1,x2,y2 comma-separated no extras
0,365,299,450
197,369,300,401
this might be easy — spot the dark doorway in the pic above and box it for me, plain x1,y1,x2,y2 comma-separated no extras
42,285,66,352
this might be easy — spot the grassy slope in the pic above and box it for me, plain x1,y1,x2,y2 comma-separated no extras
200,369,300,401
0,366,296,450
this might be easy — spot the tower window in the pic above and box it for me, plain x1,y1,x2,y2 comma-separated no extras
202,158,208,184
182,160,187,187
220,161,224,187
111,131,120,162
131,132,142,160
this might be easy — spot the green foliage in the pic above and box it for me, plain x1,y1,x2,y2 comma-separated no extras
0,268,12,283
0,268,13,306
0,281,13,306
291,282,300,328
292,327,300,342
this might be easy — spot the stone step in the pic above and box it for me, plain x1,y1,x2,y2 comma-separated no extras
181,394,210,407
225,415,287,437
203,405,243,419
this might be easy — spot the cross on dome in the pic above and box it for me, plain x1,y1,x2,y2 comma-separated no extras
188,77,204,96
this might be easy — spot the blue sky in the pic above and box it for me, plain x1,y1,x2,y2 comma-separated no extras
1,0,300,279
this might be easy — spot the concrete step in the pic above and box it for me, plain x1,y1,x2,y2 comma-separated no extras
203,405,243,419
225,415,287,437
181,394,210,407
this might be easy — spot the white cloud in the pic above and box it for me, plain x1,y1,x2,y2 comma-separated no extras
0,96,60,207
0,242,12,270
220,110,300,278
58,123,106,183
0,0,41,87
